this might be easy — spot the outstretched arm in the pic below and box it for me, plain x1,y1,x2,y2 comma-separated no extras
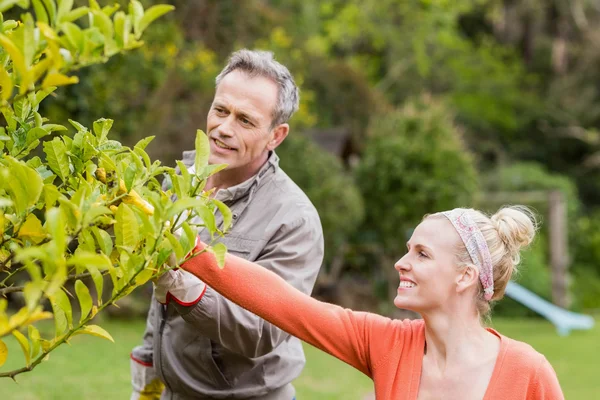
181,242,399,377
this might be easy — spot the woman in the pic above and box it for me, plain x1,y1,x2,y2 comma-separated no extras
180,206,564,399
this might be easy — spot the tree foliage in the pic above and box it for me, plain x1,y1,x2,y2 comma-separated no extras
0,0,230,378
356,95,479,254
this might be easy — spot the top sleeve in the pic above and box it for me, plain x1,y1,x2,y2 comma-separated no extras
182,245,404,376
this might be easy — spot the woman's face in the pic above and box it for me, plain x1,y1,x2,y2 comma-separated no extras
393,217,466,313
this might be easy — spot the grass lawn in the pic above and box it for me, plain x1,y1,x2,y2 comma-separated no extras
1,316,597,399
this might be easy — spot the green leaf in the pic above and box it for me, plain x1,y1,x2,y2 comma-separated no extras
26,127,49,143
85,263,103,302
197,163,228,180
83,206,112,227
32,0,49,24
0,0,28,13
71,324,114,342
12,329,30,366
124,162,137,192
13,13,35,71
33,87,57,107
41,0,57,24
74,280,92,323
195,203,216,233
90,9,113,38
167,171,184,200
60,21,83,53
133,145,151,169
90,227,113,256
175,160,190,196
23,281,44,312
4,157,43,214
57,0,73,21
0,338,7,367
28,325,41,359
93,118,113,142
43,183,60,207
134,265,154,286
67,251,112,271
213,199,232,233
113,10,128,48
60,5,87,23
68,119,88,133
194,129,210,173
137,4,173,37
102,3,119,17
58,197,81,230
13,96,31,121
129,0,143,37
45,207,66,251
134,135,154,151
42,124,68,133
164,231,183,261
166,197,205,221
210,242,227,269
49,289,72,336
43,137,70,181
181,221,196,256
114,203,139,249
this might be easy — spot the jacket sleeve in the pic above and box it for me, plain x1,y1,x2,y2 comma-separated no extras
173,214,325,357
181,237,402,377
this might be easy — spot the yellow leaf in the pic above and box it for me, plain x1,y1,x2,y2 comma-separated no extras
0,33,30,94
31,57,52,84
0,339,7,367
42,72,78,88
24,310,54,325
36,22,59,41
18,214,47,243
0,66,13,101
72,324,114,342
12,330,30,366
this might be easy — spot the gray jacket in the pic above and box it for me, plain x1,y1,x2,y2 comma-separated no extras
132,151,324,399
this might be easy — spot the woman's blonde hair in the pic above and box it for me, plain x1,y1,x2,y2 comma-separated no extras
428,205,538,316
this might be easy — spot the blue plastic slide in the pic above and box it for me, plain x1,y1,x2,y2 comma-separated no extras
504,281,595,336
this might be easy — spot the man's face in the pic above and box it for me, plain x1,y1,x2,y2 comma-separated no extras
207,70,283,174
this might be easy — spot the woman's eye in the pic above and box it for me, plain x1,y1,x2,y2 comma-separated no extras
419,251,428,258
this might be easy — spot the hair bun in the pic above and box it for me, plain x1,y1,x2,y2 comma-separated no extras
491,206,537,263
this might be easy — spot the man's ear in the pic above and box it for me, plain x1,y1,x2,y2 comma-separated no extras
267,123,289,151
456,265,479,295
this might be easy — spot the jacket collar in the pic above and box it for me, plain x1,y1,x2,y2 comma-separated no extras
181,150,279,202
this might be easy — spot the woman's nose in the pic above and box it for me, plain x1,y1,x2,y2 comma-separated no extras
394,255,411,272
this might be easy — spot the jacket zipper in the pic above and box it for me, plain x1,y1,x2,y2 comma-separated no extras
157,303,173,395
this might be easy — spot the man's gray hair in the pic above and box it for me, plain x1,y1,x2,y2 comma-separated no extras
215,49,300,128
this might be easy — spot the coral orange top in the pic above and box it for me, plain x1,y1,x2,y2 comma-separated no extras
184,249,565,400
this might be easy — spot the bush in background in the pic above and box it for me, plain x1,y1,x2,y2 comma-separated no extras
277,134,364,274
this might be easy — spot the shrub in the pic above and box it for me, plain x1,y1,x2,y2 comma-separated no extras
355,95,479,254
278,134,364,270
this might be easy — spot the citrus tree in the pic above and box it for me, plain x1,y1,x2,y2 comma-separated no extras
0,0,229,379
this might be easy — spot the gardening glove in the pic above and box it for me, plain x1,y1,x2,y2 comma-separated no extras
153,267,207,306
130,356,164,400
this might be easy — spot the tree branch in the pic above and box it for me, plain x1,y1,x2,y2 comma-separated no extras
0,271,109,297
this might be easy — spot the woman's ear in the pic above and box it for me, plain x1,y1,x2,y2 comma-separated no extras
456,265,479,295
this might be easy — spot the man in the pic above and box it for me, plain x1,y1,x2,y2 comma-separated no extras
130,49,324,400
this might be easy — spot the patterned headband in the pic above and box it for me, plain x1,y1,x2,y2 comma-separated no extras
442,209,494,301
